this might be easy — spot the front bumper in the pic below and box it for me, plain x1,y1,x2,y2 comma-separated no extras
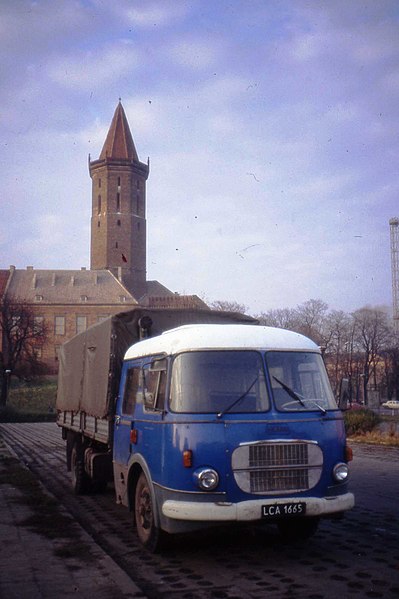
162,492,355,522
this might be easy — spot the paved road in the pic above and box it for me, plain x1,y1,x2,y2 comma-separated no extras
1,422,398,598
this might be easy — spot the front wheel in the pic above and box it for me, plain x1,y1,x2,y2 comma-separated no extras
134,472,161,551
277,517,319,541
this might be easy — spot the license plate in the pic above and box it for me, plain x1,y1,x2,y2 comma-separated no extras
262,502,306,518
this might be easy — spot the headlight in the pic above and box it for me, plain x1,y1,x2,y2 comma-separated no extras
193,467,219,491
333,462,349,482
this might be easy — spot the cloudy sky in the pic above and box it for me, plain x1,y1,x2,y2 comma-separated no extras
1,1,398,315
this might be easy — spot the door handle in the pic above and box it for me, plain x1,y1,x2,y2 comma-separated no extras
115,415,121,426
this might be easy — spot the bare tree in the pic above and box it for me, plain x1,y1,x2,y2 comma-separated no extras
295,299,330,347
256,307,299,330
352,308,392,405
208,299,250,314
0,296,47,407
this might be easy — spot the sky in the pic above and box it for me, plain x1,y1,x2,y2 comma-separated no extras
1,0,399,316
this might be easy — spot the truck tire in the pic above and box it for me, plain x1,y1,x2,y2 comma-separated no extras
134,472,161,551
71,441,90,495
277,516,319,541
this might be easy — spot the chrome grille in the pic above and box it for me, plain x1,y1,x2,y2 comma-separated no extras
232,441,323,495
249,443,308,467
250,468,309,493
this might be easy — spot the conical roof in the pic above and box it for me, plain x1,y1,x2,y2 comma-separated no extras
99,101,139,161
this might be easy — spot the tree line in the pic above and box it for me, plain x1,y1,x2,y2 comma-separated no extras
1,295,398,408
210,298,399,405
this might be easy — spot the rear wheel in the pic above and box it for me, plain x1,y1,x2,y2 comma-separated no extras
277,517,319,541
71,441,90,495
134,472,161,551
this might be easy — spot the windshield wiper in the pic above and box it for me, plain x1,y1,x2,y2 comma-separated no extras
272,376,307,408
273,376,327,414
217,377,258,418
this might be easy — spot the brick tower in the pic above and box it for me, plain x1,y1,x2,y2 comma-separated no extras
89,101,149,298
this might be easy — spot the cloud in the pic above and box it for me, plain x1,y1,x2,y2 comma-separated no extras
125,2,190,28
168,38,223,69
47,41,140,91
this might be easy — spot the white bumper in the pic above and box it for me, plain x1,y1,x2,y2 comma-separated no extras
162,493,355,522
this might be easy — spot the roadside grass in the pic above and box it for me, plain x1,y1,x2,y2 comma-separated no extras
345,408,399,447
0,378,57,422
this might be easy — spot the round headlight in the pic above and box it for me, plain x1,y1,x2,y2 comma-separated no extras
333,462,349,482
193,467,219,491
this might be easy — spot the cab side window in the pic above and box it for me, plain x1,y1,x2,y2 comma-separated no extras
143,359,167,411
122,366,141,414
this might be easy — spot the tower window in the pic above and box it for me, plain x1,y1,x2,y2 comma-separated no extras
115,241,118,248
98,178,101,188
98,221,100,228
136,195,139,214
116,192,120,212
117,219,121,226
97,195,101,215
137,180,140,190
137,222,140,231
118,176,121,187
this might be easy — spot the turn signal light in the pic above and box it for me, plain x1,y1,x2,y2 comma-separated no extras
183,450,193,468
130,429,138,444
345,444,353,462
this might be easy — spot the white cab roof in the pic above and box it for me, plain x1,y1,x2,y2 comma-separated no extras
124,324,319,361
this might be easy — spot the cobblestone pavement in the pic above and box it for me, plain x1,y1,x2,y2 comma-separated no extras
1,423,399,598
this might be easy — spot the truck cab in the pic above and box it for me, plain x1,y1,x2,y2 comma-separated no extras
113,324,354,550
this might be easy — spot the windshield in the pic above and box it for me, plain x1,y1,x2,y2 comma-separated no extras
266,351,337,412
169,351,269,414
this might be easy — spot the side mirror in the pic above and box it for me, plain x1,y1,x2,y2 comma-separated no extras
339,378,349,410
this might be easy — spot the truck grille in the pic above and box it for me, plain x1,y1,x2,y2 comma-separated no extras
232,441,323,495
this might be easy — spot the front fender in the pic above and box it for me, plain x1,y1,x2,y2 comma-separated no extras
127,453,160,528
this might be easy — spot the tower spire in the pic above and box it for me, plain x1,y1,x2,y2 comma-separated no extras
99,101,139,161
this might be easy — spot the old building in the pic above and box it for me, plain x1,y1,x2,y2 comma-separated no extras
1,102,207,373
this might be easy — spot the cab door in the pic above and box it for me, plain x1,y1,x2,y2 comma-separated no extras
114,359,142,468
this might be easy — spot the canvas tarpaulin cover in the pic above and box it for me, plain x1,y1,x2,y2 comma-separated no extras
56,307,256,419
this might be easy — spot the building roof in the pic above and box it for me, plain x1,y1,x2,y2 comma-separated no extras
99,101,139,161
6,268,138,306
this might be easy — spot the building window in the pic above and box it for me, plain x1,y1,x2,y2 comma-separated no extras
137,180,140,190
98,221,100,228
137,222,140,231
118,176,121,187
80,295,88,302
116,192,121,212
98,178,101,188
117,219,121,226
115,241,119,248
137,195,140,214
76,316,87,335
33,316,44,334
55,346,60,360
55,316,65,336
33,347,42,359
35,294,43,302
97,195,101,215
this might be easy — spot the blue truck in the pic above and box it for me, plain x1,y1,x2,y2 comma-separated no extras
57,307,354,551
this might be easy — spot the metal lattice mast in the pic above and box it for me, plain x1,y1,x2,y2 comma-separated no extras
390,218,399,326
